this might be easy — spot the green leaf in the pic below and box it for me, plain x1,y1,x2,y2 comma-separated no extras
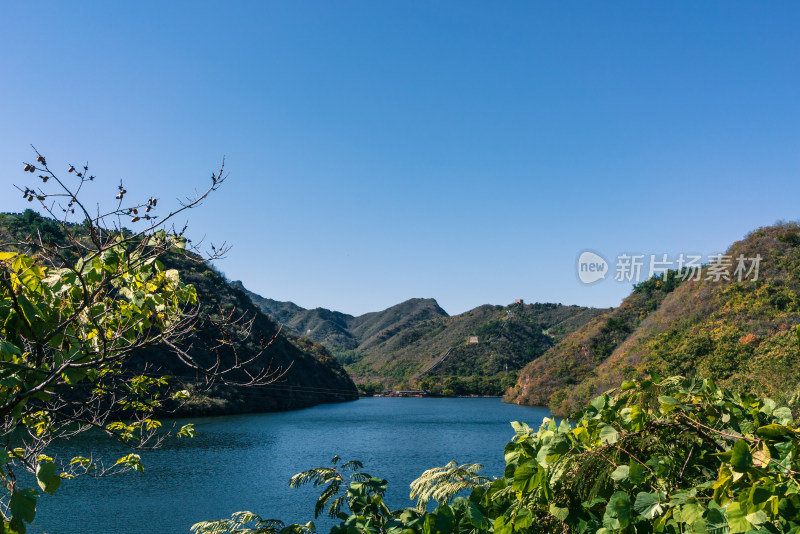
514,509,532,530
756,424,795,440
463,501,488,530
549,504,569,522
773,406,793,425
590,394,608,412
599,424,619,445
512,462,542,492
178,424,197,438
659,395,680,413
430,504,455,534
633,491,663,520
705,507,727,531
36,460,61,495
62,367,87,385
0,339,22,356
610,465,630,484
494,516,512,534
603,492,632,530
621,404,646,431
725,501,752,533
9,488,38,524
621,380,637,391
628,461,647,485
730,440,753,472
540,432,571,463
510,421,531,436
4,517,27,534
680,502,703,524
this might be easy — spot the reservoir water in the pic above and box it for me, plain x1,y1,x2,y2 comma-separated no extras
35,398,550,533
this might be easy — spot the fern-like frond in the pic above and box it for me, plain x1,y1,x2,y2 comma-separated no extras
191,512,286,534
410,461,492,511
489,484,514,502
280,521,317,534
340,460,364,471
350,472,372,482
328,495,347,518
314,480,341,518
289,467,339,488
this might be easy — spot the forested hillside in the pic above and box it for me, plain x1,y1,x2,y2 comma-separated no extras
238,279,608,396
508,223,800,416
0,210,359,414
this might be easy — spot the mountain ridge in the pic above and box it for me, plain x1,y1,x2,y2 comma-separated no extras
0,210,359,415
236,280,609,396
507,222,800,416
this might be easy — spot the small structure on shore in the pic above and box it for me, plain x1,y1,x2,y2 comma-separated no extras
468,336,479,344
378,390,429,397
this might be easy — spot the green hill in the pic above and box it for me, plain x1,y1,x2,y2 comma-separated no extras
356,302,609,395
234,281,448,354
238,279,608,396
0,210,359,415
507,222,800,416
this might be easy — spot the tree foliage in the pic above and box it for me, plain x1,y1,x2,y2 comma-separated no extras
199,375,800,534
1,150,284,532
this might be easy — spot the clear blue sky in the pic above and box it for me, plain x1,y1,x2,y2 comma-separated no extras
2,2,798,316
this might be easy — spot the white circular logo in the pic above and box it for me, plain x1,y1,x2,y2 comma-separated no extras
577,251,608,284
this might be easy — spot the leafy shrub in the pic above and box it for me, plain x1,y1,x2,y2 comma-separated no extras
197,375,800,533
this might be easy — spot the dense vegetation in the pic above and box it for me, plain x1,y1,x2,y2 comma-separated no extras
0,211,358,416
196,375,800,534
239,283,608,396
237,284,448,353
509,223,800,417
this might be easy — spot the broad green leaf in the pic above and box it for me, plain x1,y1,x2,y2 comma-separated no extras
725,502,752,533
35,461,61,495
572,426,590,443
599,424,619,445
610,465,630,484
634,491,663,520
705,507,727,532
0,339,22,356
549,504,569,522
430,504,455,534
510,421,531,436
514,509,532,529
745,509,767,528
730,440,753,472
494,516,512,534
463,501,488,530
773,406,793,425
755,424,794,440
62,367,87,385
603,492,632,530
659,395,680,413
590,394,608,412
680,502,703,524
629,461,647,485
9,488,38,524
621,404,646,431
512,462,542,492
542,433,570,462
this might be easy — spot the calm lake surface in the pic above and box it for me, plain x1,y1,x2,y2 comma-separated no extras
36,398,550,534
